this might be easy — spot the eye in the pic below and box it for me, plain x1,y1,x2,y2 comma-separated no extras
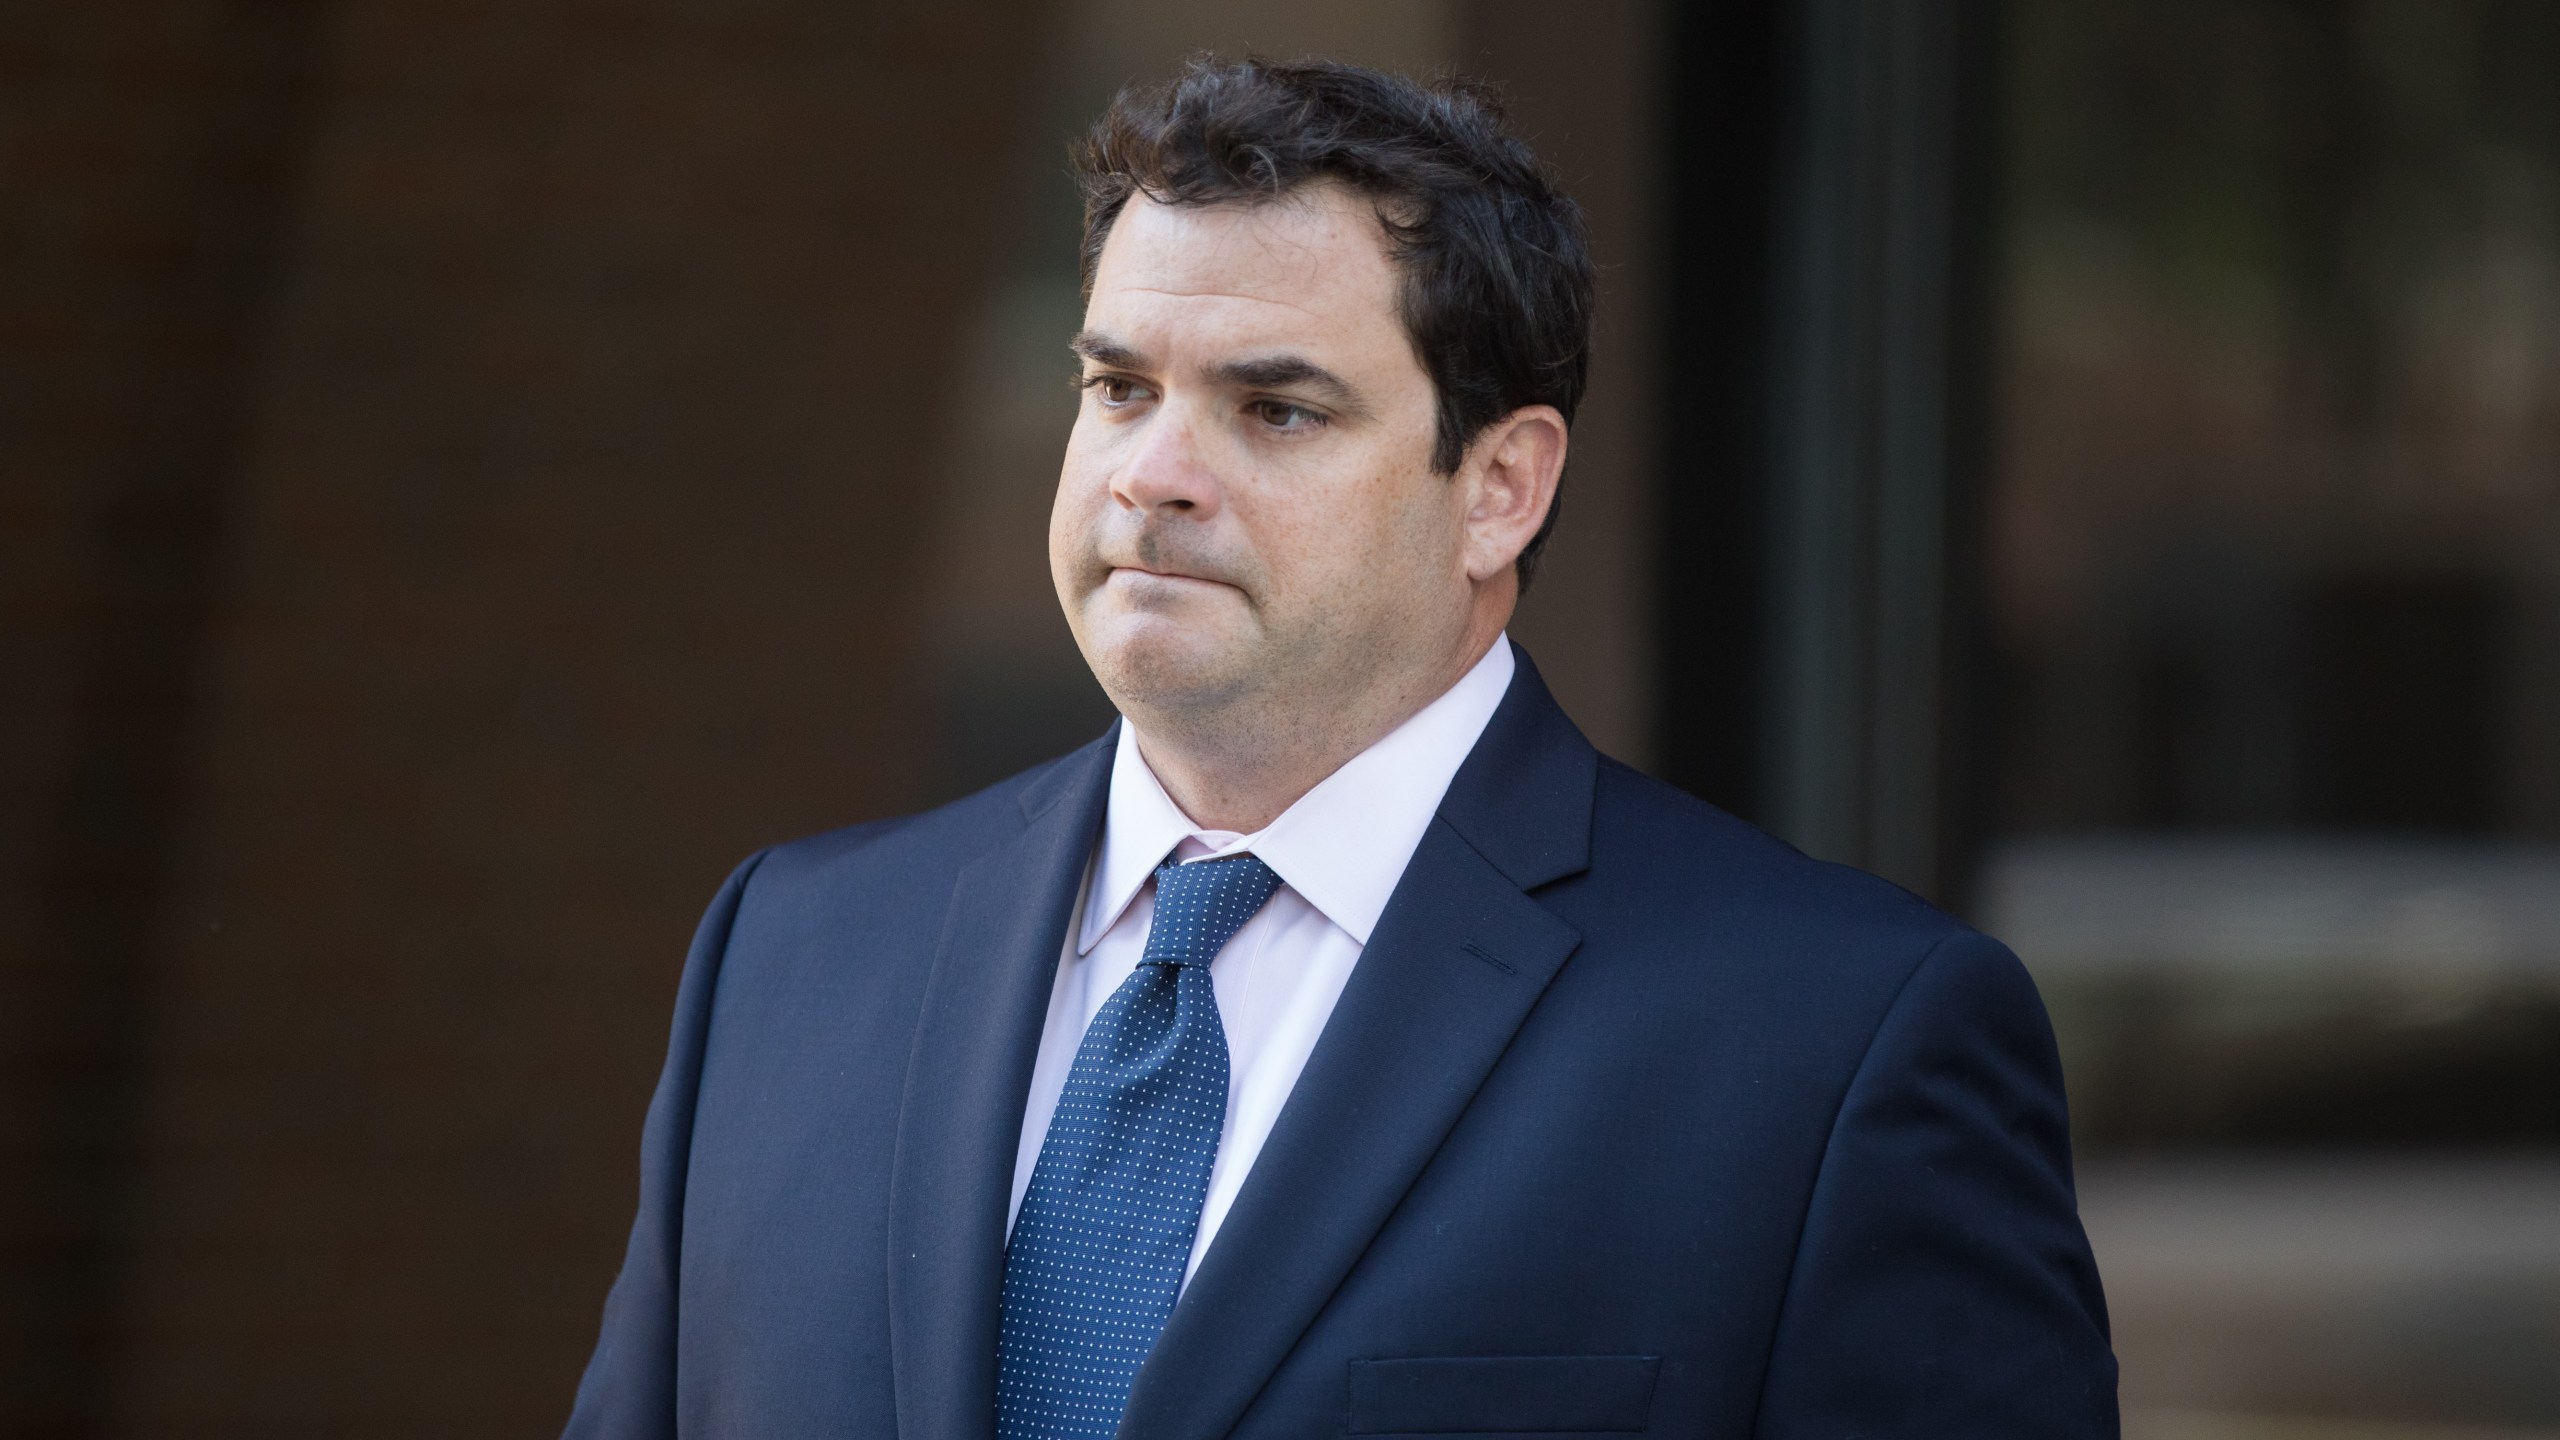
1251,399,1325,432
1081,374,1147,407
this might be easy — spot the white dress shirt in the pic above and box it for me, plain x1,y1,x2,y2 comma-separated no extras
1006,635,1517,1282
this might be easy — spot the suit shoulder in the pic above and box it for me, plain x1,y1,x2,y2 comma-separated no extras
741,738,1107,901
1579,756,1974,964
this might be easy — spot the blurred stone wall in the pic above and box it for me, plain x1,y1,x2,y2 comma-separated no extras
1,1,1047,1433
3,1,340,1428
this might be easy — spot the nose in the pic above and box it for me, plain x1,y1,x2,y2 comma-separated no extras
1111,406,1223,519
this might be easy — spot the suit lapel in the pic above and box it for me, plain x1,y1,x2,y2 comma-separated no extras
1118,649,1600,1440
887,733,1116,1440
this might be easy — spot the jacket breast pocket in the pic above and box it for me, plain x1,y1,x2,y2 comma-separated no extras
1346,1355,1662,1434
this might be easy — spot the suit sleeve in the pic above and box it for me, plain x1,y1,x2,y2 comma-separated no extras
1754,930,2119,1439
561,849,766,1440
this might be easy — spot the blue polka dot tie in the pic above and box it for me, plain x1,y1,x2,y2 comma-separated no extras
995,852,1284,1440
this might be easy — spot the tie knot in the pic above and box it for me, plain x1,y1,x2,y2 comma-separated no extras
1142,853,1283,970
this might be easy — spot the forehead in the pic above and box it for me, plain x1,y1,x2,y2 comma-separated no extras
1086,186,1404,351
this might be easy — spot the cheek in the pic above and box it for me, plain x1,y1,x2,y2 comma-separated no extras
1050,428,1111,551
1260,462,1459,604
1365,453,1468,559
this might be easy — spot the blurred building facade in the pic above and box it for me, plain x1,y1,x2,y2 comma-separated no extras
3,0,2556,1436
1980,2,2560,1430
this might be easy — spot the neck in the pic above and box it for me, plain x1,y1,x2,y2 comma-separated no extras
1130,619,1506,834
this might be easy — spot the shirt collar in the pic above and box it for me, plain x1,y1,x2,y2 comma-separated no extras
1079,635,1516,953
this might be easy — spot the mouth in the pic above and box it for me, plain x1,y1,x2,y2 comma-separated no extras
1106,564,1234,591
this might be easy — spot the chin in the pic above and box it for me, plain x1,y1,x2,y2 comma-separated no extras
1078,606,1255,716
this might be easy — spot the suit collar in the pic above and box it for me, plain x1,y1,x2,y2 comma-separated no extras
1017,721,1115,822
1080,636,1519,951
1117,649,1598,1439
1434,642,1598,892
890,731,1116,1440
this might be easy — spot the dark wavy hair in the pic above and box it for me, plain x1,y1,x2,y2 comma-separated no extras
1072,55,1595,589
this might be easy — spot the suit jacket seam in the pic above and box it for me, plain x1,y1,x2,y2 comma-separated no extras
1742,923,1972,1438
624,844,769,1410
670,845,771,1249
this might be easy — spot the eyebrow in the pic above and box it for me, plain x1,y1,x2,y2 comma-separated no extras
1208,355,1371,418
1071,330,1374,421
1070,331,1147,370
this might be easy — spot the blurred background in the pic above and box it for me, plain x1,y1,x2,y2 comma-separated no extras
4,0,2555,1434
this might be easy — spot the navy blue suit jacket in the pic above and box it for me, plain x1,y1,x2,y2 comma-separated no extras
565,650,2116,1437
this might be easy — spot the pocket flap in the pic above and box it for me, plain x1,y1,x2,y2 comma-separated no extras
1347,1354,1662,1434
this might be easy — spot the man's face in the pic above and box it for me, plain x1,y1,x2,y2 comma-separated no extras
1051,185,1474,726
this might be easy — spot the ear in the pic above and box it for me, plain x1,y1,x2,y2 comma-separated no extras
1458,404,1569,584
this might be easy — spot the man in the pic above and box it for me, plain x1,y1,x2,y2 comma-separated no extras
565,57,2116,1439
